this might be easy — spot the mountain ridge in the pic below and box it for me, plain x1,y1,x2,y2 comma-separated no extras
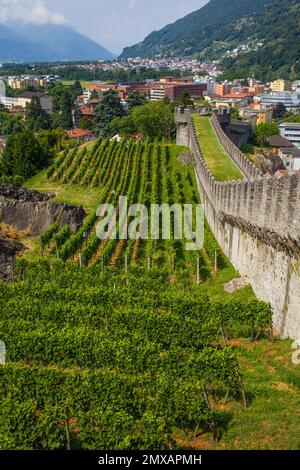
0,23,114,62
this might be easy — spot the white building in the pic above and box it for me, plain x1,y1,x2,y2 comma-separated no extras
278,147,300,170
279,122,300,149
0,96,19,108
260,91,300,114
194,76,216,97
0,92,52,112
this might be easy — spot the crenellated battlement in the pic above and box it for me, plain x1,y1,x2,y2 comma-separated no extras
175,107,300,339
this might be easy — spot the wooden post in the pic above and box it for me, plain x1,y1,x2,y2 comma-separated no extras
79,253,82,267
214,251,218,272
102,255,104,274
236,365,248,409
10,259,15,282
196,257,200,285
125,255,128,274
202,384,217,442
65,408,71,451
148,258,151,270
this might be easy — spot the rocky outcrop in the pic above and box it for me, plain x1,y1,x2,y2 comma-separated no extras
0,236,24,281
0,184,86,236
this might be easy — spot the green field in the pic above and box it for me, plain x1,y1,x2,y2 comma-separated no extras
192,115,243,181
61,80,90,88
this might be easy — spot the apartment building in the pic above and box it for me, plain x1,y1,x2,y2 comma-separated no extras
215,83,233,97
164,83,207,101
260,92,300,113
270,80,292,92
279,122,300,149
150,86,166,101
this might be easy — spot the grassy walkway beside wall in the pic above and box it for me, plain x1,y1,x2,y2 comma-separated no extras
192,115,243,181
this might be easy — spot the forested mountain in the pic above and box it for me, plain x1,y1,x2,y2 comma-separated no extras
121,0,300,80
0,23,114,62
121,0,276,58
221,0,300,80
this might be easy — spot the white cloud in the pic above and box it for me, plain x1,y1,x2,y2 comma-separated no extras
128,0,137,9
0,0,67,25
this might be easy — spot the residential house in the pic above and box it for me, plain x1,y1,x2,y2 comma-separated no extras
240,106,273,128
278,146,300,171
266,135,295,153
67,128,95,142
18,92,53,114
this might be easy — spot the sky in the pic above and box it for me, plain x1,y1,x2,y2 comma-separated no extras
0,0,208,54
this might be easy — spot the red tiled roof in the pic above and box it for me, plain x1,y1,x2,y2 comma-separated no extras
68,128,94,139
80,106,94,116
223,93,252,99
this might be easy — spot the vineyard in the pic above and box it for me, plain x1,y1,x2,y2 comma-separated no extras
1,137,300,450
0,261,275,450
31,138,233,284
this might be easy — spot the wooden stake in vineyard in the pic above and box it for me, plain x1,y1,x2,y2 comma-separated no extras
148,258,151,270
10,259,15,283
196,257,200,285
214,251,218,272
125,254,128,274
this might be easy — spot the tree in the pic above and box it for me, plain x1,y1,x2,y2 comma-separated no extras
0,129,49,180
254,122,280,146
51,87,74,130
70,80,83,100
94,90,126,136
127,91,147,110
0,112,24,135
179,91,192,107
230,108,241,120
273,102,286,120
25,97,51,131
89,90,99,101
110,115,136,137
111,101,176,141
80,116,93,130
36,129,67,155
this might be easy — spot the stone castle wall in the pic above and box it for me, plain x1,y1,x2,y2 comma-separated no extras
175,108,300,339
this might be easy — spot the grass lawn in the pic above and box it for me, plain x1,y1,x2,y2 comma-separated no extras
24,169,101,213
61,80,90,88
178,337,300,450
192,115,243,181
